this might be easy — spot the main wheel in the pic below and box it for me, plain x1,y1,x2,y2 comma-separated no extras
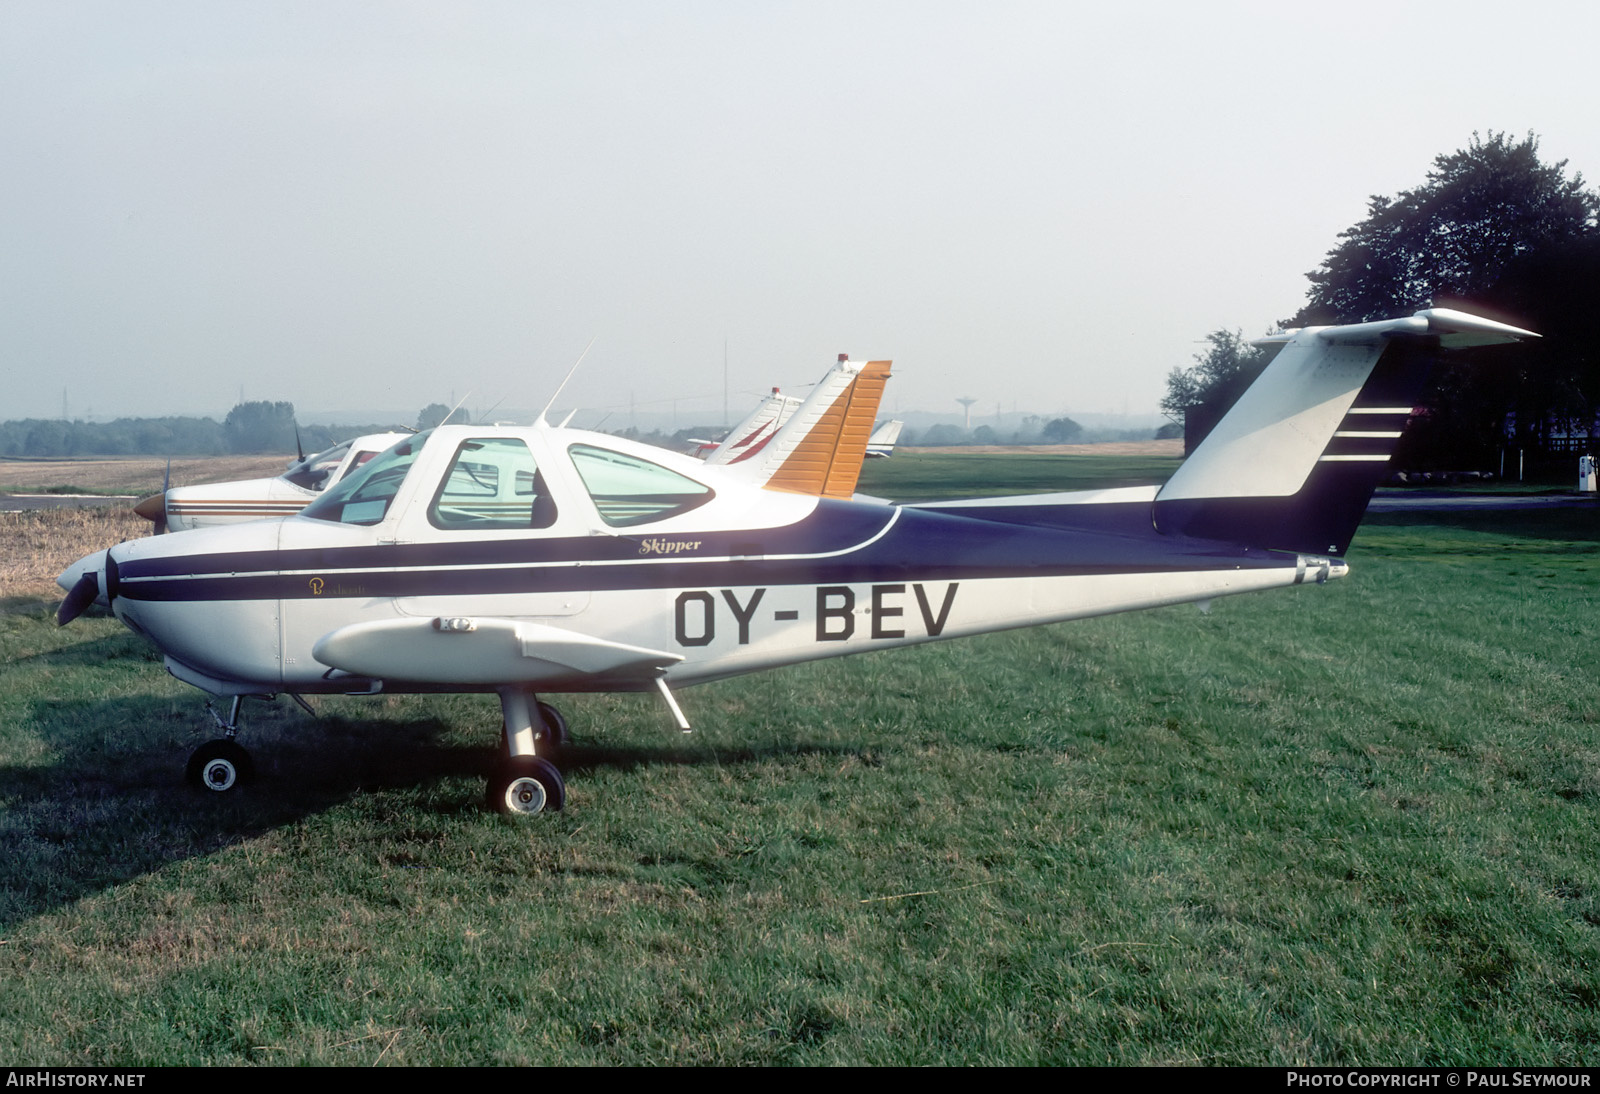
500,702,571,752
487,755,566,816
536,702,570,747
185,739,254,792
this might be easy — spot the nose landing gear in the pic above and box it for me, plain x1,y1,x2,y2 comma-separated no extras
186,738,254,791
185,696,257,793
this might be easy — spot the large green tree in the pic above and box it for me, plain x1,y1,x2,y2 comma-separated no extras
1292,132,1598,327
1170,135,1600,466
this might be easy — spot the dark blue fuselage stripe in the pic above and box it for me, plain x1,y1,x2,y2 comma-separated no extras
115,499,1298,604
120,558,1263,602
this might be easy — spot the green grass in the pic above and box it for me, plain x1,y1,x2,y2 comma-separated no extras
857,451,1181,500
1,459,1596,1064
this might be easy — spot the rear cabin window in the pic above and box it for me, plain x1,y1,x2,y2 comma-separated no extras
568,445,714,527
428,438,557,530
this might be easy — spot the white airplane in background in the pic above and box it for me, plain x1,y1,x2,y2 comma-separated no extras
57,309,1535,817
134,432,410,533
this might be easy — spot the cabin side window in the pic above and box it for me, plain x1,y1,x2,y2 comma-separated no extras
301,433,429,526
428,438,558,530
568,444,714,527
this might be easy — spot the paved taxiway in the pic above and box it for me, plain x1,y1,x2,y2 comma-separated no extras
1366,491,1598,512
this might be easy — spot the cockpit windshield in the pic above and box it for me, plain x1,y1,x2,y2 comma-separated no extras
301,431,432,525
282,441,353,492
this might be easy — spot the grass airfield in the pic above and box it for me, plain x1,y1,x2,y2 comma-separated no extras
1,452,1597,1065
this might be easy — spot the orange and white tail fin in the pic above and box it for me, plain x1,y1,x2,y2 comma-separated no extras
713,356,893,497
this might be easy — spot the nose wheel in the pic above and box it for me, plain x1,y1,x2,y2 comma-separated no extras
184,695,259,793
186,739,254,792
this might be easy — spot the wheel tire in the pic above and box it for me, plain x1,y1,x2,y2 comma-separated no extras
185,739,254,793
536,702,571,747
500,702,571,752
487,755,566,816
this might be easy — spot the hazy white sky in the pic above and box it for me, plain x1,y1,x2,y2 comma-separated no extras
4,0,1597,426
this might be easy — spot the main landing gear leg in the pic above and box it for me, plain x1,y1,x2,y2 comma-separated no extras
186,695,255,793
488,687,566,816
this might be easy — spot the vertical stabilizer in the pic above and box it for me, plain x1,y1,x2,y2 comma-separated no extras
762,359,893,498
702,388,805,466
711,356,894,497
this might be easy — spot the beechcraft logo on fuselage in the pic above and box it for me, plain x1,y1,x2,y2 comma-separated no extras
673,583,959,647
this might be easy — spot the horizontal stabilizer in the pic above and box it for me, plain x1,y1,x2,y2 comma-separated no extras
313,617,683,687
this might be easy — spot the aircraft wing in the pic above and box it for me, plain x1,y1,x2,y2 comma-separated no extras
312,617,683,688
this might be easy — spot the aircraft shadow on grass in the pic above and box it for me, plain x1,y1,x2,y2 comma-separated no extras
0,677,871,931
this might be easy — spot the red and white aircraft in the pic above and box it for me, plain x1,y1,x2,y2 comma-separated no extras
58,309,1534,816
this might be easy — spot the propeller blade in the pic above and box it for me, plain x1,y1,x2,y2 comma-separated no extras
56,572,99,626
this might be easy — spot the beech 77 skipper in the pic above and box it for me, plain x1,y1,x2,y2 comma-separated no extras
57,309,1534,815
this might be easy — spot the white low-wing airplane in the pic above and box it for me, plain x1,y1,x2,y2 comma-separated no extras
134,432,411,533
57,309,1534,816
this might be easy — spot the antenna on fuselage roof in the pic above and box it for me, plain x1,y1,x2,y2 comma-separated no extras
475,393,509,425
538,337,598,426
438,390,473,428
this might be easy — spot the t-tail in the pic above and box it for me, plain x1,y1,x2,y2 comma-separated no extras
1152,308,1536,556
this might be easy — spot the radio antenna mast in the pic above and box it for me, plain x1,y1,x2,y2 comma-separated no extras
539,337,598,425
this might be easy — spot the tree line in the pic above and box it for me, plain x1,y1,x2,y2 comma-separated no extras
1165,132,1600,466
0,402,411,458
